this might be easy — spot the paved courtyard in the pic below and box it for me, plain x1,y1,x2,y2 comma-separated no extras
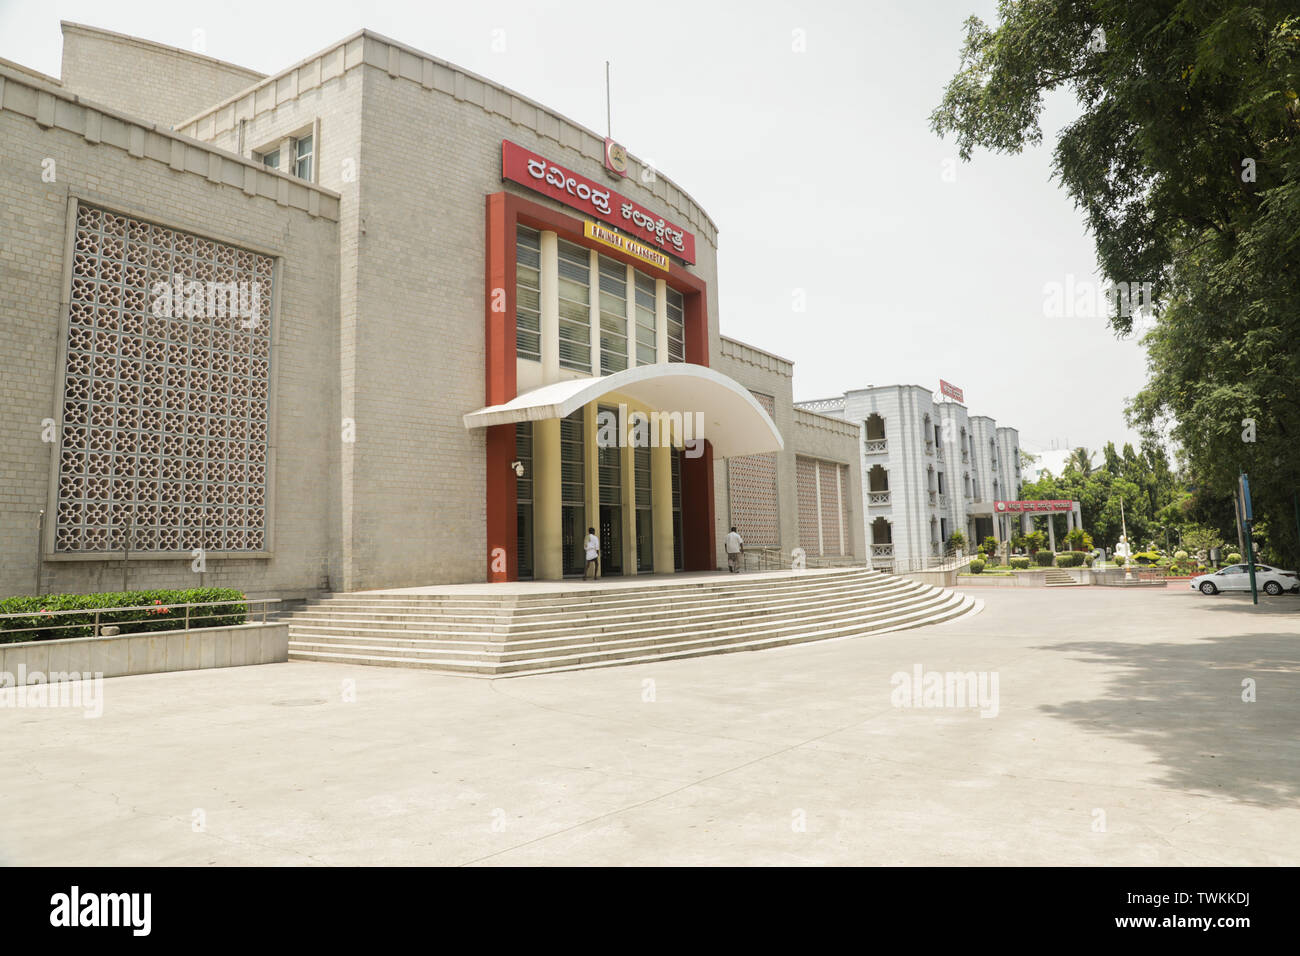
2,585,1297,866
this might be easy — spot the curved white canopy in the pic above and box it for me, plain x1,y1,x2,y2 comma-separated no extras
463,363,784,458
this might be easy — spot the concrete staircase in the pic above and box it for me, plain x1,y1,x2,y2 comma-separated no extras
285,568,980,678
1044,568,1084,586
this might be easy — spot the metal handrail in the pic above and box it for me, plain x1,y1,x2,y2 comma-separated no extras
0,598,280,641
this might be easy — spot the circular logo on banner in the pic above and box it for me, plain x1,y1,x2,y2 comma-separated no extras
996,501,1007,512
605,140,628,175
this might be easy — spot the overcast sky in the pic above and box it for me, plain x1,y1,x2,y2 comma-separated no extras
0,0,1146,456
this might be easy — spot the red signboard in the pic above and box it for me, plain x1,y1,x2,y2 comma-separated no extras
501,140,697,264
995,499,1075,514
939,379,964,402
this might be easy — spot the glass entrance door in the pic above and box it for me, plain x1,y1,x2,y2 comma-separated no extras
600,505,622,576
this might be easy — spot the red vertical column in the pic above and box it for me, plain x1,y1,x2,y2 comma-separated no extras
485,193,518,581
680,440,716,571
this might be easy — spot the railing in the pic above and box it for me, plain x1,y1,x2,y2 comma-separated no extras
869,491,891,506
938,494,947,507
892,547,968,573
871,544,894,558
864,439,887,454
740,548,863,572
0,598,280,643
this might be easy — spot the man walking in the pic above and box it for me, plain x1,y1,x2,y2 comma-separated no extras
724,526,744,573
584,526,601,580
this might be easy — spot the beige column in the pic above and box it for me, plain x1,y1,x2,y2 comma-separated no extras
654,277,669,365
277,136,293,174
540,231,559,380
533,417,563,580
651,441,674,573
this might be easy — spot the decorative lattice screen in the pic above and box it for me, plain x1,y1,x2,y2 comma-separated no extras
727,391,779,547
796,456,820,556
55,204,273,553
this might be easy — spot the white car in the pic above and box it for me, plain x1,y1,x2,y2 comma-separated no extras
1191,564,1300,596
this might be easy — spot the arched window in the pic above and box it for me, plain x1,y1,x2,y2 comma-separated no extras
871,517,892,544
868,464,889,492
865,413,886,441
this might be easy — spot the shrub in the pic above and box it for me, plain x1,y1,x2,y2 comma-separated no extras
1133,550,1161,565
1227,552,1242,564
1174,550,1189,561
948,530,966,550
1034,550,1056,567
1056,551,1085,567
0,588,247,644
1010,557,1031,570
982,536,999,554
969,559,985,574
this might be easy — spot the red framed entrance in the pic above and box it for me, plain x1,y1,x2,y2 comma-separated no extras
483,190,715,582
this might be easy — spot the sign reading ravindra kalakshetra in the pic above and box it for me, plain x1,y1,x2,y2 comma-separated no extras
939,379,964,402
501,139,696,264
584,221,669,272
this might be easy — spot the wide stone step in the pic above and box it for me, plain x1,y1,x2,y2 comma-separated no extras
285,579,926,636
288,593,979,676
287,585,953,658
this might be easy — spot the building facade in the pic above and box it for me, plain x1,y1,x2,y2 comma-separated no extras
0,22,860,601
796,386,1024,570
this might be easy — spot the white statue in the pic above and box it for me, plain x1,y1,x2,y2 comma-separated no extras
1114,535,1131,565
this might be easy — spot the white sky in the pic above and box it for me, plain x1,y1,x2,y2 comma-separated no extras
0,0,1145,456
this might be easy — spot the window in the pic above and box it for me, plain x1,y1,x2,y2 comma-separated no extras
260,149,280,171
666,286,685,362
634,272,657,365
515,227,542,361
634,443,653,571
294,134,313,180
516,423,533,580
598,256,628,375
557,239,592,372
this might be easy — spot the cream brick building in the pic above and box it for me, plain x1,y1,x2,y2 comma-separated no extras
0,22,860,601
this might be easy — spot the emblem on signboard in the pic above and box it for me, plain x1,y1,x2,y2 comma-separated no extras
605,138,628,177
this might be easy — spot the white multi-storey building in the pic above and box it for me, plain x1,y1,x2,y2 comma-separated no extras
796,386,1025,570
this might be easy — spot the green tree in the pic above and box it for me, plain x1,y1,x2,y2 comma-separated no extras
931,0,1300,570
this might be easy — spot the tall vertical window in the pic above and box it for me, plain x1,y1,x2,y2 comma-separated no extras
294,134,314,180
515,227,542,361
634,443,653,571
597,403,623,576
634,273,657,365
515,423,534,580
557,239,592,372
598,256,628,375
665,286,685,362
560,408,586,576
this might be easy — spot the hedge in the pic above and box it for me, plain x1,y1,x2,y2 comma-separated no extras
1034,550,1056,567
1010,557,1031,570
1056,551,1086,567
969,559,986,574
0,588,247,644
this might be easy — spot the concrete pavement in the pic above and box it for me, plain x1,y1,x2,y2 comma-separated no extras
2,585,1296,865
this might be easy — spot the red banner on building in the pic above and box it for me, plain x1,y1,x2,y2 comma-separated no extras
995,499,1075,513
501,140,696,264
939,379,964,402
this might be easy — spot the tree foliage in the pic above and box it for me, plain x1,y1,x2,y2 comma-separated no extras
932,1,1300,568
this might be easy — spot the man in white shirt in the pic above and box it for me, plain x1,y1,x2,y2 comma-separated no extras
724,526,744,573
583,526,600,580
